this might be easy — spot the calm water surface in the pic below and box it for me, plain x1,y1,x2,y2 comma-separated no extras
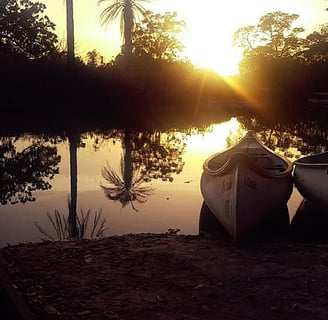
0,116,326,246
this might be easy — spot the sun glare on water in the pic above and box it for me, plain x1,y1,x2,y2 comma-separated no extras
187,117,245,154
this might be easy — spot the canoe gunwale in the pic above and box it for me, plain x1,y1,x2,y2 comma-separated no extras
202,132,293,178
293,162,328,168
293,151,328,166
203,152,292,178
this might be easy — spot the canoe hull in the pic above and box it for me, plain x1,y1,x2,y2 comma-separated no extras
294,152,328,212
200,131,293,241
201,162,293,241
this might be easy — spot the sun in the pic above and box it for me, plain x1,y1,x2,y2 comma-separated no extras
173,3,244,76
183,40,242,76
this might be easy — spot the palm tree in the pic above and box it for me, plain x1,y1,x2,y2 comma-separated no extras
66,0,75,63
98,0,151,57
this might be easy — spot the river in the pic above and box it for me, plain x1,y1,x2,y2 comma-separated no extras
0,115,327,246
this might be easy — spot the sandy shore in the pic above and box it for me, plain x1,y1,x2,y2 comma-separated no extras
1,232,328,320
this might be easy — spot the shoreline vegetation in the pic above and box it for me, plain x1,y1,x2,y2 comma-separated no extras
1,52,327,134
0,56,316,135
1,3,327,132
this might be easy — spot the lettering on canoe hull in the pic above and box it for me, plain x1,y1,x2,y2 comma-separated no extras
222,176,232,193
245,176,257,190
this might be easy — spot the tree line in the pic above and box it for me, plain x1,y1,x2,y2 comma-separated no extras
234,10,328,119
0,0,327,124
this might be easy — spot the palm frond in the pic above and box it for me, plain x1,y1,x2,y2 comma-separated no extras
101,160,124,186
35,207,108,241
77,209,91,238
33,221,56,242
100,185,125,200
90,209,109,238
99,3,123,27
98,0,152,35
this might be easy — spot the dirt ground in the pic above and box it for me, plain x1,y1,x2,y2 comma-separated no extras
1,231,328,320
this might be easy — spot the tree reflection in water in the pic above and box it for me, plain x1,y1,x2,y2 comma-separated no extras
34,131,109,241
2,115,327,241
101,159,154,211
68,132,79,237
0,136,61,205
34,205,108,241
237,113,328,157
100,128,186,211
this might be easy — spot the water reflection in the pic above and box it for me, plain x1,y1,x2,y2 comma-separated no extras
0,136,61,205
100,128,186,211
34,207,108,241
0,115,328,245
237,113,328,157
100,129,155,211
68,132,79,237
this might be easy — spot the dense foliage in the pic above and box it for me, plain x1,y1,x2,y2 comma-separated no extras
0,0,58,59
132,12,186,61
233,11,328,117
0,138,61,205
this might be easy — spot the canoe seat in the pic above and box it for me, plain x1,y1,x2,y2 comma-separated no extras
250,155,286,172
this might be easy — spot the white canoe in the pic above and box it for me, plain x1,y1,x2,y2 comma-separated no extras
200,131,293,241
293,151,328,213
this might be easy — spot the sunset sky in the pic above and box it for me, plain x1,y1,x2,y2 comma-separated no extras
40,0,327,75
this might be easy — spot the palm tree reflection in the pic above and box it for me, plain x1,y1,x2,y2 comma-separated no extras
35,132,109,241
100,129,186,211
68,132,79,237
101,159,154,211
101,129,154,211
34,206,108,241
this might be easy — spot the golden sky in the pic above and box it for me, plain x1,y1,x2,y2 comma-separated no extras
40,0,327,75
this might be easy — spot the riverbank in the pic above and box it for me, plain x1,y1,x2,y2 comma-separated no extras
1,233,328,320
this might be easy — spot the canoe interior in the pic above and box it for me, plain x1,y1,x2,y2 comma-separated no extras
294,151,328,165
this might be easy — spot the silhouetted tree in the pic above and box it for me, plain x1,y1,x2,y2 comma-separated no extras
231,10,316,116
301,23,328,63
86,49,104,66
234,11,306,74
66,0,75,63
0,0,58,59
132,11,186,61
98,0,151,58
